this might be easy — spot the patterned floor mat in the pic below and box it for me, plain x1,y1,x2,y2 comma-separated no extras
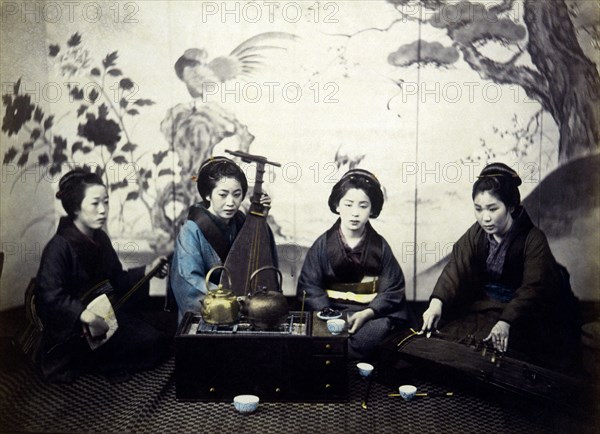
0,356,594,433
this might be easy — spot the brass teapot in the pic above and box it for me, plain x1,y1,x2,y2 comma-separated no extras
241,266,289,330
200,266,240,325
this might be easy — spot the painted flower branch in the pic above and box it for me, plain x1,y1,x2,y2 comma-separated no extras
1,33,174,243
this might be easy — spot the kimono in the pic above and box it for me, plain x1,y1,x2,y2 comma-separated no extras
34,217,170,383
171,203,279,323
431,207,580,368
298,219,412,360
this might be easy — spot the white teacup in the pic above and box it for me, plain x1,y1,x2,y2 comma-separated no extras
357,362,374,377
327,319,346,335
233,395,259,414
399,385,417,401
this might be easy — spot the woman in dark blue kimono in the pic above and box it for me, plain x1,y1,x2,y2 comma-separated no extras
298,169,412,360
421,163,579,369
35,169,170,383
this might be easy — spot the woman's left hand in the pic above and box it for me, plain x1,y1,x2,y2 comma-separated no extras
347,308,375,334
484,320,510,352
149,256,169,279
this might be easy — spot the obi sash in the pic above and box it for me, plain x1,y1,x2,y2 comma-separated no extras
483,282,515,304
324,219,383,304
327,277,380,304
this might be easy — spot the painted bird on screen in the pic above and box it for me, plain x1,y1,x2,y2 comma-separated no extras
174,32,298,99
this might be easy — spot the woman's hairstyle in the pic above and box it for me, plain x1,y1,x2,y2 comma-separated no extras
328,169,384,218
196,156,248,207
56,168,105,219
472,162,522,210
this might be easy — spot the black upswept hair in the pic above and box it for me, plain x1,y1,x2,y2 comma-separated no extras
328,169,384,218
196,157,248,207
472,162,522,210
56,169,105,219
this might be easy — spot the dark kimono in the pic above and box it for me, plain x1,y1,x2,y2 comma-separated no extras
431,207,579,368
298,219,412,360
34,217,169,383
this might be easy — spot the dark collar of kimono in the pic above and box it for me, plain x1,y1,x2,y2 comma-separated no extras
477,206,533,279
188,204,245,262
56,216,111,282
325,218,383,283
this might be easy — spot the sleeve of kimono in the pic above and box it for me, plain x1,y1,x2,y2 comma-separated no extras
98,231,146,294
297,235,331,312
430,224,479,307
34,236,85,342
170,220,219,315
499,228,557,324
113,266,146,294
367,239,407,319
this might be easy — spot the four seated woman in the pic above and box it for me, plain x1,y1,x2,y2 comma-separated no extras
32,161,580,382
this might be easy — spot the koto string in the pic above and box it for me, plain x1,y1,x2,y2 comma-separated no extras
412,4,423,301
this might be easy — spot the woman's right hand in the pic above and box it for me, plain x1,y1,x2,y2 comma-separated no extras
421,298,443,334
80,309,109,338
148,256,169,279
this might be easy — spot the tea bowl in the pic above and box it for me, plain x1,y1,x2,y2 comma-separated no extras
233,395,260,414
356,362,374,377
327,319,346,335
399,385,417,401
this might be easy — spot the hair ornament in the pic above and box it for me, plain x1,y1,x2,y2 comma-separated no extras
341,168,381,187
196,156,241,184
328,168,384,218
476,173,519,179
477,162,522,187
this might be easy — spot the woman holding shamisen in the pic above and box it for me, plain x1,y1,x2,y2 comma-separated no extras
35,169,170,384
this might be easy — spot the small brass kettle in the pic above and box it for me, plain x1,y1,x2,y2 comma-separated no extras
201,266,240,325
241,266,289,330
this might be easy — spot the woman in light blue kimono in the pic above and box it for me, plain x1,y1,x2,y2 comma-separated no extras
170,156,273,323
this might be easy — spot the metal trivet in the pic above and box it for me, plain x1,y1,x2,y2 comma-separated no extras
196,312,309,336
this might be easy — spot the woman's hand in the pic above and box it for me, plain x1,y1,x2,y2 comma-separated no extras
80,309,109,339
259,192,272,207
421,298,443,335
347,308,375,334
484,320,510,352
259,192,272,215
148,256,169,279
